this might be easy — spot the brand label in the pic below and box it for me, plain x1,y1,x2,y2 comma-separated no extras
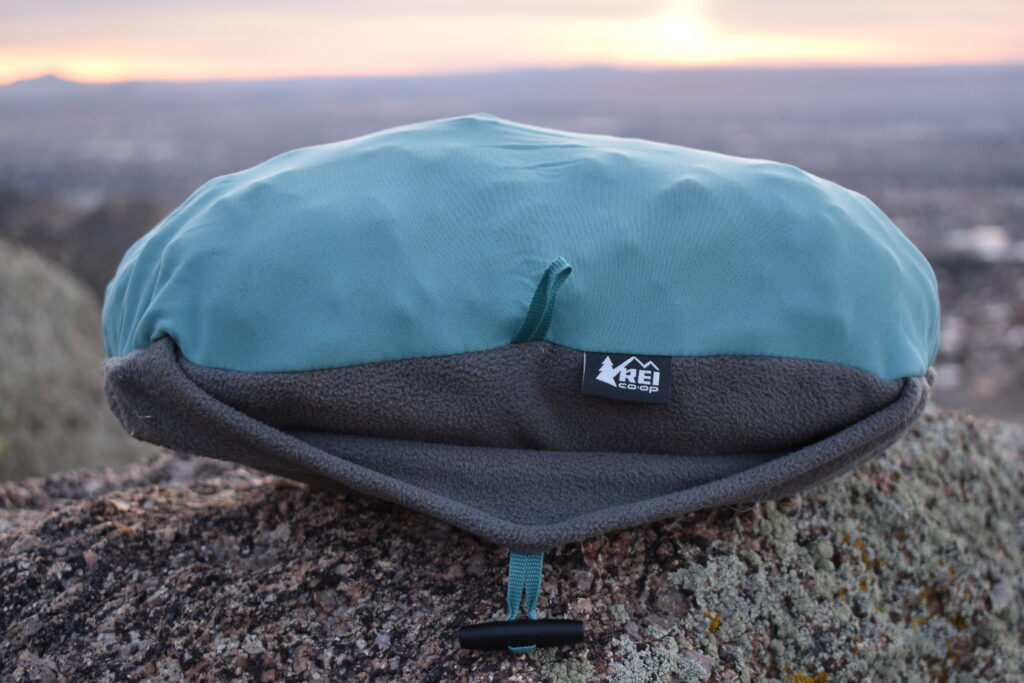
581,352,671,404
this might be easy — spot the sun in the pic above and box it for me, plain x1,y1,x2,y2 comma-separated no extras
592,4,722,66
596,1,871,68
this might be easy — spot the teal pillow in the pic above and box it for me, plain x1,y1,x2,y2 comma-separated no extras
103,114,939,649
102,114,937,552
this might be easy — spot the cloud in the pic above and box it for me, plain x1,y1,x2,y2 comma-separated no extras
0,0,672,47
699,0,1024,33
2,0,670,20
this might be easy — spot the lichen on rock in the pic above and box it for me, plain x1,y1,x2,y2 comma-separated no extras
0,411,1021,681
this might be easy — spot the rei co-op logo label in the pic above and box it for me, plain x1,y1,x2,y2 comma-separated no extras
581,352,671,404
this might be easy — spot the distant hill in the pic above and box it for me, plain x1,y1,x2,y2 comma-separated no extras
2,74,86,97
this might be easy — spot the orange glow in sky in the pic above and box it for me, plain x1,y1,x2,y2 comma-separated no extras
2,1,1023,84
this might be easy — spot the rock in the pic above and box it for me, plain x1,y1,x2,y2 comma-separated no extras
0,240,150,479
0,411,1022,681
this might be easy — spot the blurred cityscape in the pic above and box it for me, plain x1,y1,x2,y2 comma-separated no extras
2,64,1022,421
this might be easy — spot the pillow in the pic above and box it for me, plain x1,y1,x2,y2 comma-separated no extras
102,114,938,650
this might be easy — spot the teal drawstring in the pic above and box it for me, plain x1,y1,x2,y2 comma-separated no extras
513,257,573,343
506,551,544,653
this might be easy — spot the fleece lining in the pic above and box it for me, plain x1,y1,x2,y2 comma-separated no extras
103,337,930,550
180,340,904,457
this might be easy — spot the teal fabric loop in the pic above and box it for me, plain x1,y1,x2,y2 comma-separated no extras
506,550,544,653
513,257,573,343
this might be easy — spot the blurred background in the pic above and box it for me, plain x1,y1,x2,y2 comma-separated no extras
1,0,1022,479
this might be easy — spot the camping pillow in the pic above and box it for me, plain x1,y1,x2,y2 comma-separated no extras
102,114,939,650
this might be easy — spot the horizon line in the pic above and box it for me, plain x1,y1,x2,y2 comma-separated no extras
5,59,1024,87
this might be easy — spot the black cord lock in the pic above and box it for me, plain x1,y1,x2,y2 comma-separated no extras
458,618,585,651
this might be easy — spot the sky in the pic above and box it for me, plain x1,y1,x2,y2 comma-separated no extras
2,0,1023,83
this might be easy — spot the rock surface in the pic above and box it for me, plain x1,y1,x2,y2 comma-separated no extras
1,411,1022,682
0,239,150,479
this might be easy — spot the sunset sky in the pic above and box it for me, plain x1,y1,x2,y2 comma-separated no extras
3,0,1023,84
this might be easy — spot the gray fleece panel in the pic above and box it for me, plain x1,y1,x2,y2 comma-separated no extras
180,342,904,457
103,337,931,551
